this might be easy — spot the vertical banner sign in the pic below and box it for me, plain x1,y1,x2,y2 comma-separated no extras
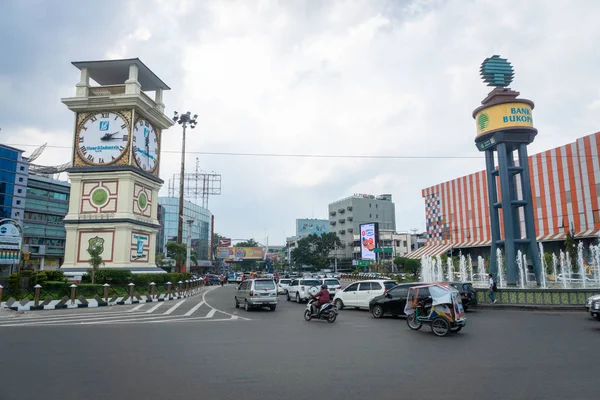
360,223,377,261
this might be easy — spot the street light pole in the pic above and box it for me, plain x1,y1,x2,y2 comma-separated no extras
172,111,198,272
186,219,195,273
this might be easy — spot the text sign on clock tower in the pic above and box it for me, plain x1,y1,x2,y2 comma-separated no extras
60,58,174,277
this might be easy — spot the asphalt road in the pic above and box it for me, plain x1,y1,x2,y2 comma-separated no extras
1,285,598,400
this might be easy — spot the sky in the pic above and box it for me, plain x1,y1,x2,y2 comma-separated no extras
2,0,600,245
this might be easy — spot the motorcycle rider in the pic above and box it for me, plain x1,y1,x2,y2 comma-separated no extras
311,284,331,316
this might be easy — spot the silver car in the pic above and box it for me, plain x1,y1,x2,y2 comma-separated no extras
277,279,292,295
235,279,279,311
319,278,342,296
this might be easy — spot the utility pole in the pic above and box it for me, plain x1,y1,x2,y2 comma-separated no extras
186,219,195,273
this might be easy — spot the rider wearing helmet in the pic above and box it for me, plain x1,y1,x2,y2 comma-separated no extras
312,284,331,315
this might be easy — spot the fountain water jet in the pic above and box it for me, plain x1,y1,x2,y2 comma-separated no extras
496,248,505,288
477,256,486,284
577,242,586,289
447,257,454,282
467,256,473,282
516,250,526,289
459,252,467,283
538,242,547,289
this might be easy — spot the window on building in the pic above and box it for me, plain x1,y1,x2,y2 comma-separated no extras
369,203,372,208
376,204,378,209
370,213,372,218
17,188,22,194
14,211,20,217
18,177,23,182
376,214,378,218
16,200,21,205
19,166,25,171
536,196,542,206
565,191,572,203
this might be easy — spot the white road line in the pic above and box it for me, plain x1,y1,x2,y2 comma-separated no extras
128,304,145,312
200,287,250,321
204,308,217,318
183,301,205,316
0,309,147,322
0,312,176,327
145,302,164,313
163,300,186,315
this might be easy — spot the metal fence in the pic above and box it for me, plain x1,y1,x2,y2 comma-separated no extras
475,288,600,306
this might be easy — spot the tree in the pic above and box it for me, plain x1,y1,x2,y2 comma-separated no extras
87,246,104,284
564,228,577,273
543,253,554,275
155,253,174,271
235,238,259,248
394,257,420,278
166,242,187,271
291,233,342,269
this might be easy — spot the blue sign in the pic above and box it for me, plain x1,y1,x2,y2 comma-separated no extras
296,219,329,236
136,240,144,254
99,121,110,131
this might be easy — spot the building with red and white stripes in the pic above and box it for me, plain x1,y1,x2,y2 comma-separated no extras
407,131,600,259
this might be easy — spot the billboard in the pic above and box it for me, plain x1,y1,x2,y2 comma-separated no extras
216,247,265,261
359,223,378,261
296,219,329,236
218,238,232,247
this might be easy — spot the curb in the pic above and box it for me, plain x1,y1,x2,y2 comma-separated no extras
474,304,583,312
1,288,204,312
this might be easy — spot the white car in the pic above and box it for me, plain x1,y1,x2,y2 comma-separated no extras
333,279,398,310
277,279,293,295
319,278,342,296
286,278,322,303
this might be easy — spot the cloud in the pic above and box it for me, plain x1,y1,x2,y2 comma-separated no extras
2,0,600,245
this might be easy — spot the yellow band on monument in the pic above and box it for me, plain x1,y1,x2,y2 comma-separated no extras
475,102,533,136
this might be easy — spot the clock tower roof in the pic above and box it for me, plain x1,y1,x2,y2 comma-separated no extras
72,58,170,91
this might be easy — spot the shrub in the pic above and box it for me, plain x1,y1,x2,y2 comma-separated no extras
20,270,34,278
132,274,159,287
34,272,49,287
163,272,192,283
7,273,22,297
45,270,65,282
94,269,133,284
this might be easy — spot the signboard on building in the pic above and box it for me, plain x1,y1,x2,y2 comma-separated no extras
218,238,232,247
296,219,329,236
0,220,22,265
216,247,265,261
474,102,534,136
359,222,378,261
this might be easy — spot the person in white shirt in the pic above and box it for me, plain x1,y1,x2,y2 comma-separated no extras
488,273,497,303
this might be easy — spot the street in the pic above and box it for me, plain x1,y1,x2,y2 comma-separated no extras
0,285,598,400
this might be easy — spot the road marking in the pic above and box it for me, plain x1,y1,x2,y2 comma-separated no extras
128,304,145,312
0,312,175,327
163,300,186,315
183,301,205,316
205,308,217,318
145,303,164,313
0,309,147,322
201,287,251,321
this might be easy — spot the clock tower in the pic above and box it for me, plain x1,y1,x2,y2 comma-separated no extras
60,59,173,276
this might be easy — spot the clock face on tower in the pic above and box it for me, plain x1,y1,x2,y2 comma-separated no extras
132,118,159,172
76,111,130,165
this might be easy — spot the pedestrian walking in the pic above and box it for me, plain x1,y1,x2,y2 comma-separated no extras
219,275,225,287
488,273,497,303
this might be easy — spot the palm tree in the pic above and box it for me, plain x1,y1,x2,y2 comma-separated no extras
87,247,104,284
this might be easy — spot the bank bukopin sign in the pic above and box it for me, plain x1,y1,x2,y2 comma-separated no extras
475,102,534,136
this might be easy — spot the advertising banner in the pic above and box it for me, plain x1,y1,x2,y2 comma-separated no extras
0,220,22,265
474,102,534,136
218,238,232,247
359,223,378,261
216,247,265,261
296,219,329,236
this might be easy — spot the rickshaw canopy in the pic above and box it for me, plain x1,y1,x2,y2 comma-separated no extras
404,283,464,316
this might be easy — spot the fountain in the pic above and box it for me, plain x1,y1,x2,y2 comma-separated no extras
552,253,558,285
496,248,505,288
447,257,454,282
467,256,473,282
516,250,526,289
477,256,486,284
458,252,467,283
577,242,586,289
435,255,444,282
592,244,600,286
559,250,568,289
538,242,547,289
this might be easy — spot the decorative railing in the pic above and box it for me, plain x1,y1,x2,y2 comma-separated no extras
89,85,126,96
475,288,600,306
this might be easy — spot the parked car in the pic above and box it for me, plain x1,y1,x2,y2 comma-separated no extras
319,278,342,296
448,282,478,311
286,278,322,303
369,282,424,318
333,279,398,310
556,273,593,283
585,294,600,321
277,278,293,295
234,279,278,311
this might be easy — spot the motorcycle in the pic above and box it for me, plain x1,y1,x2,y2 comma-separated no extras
304,299,338,323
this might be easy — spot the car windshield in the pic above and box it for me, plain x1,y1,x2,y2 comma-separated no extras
324,279,339,285
383,281,397,291
255,280,276,289
302,280,320,286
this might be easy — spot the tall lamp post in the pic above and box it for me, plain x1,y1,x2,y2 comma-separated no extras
172,111,198,272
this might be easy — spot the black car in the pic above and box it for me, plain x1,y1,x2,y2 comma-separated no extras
369,282,424,318
448,282,477,310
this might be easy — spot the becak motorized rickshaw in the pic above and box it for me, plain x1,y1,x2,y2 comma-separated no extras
404,283,466,337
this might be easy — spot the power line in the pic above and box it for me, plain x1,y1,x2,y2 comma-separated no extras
4,143,487,159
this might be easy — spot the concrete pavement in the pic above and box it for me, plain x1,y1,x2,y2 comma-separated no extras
0,284,597,400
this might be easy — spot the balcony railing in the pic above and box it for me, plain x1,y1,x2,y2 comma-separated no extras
89,85,126,96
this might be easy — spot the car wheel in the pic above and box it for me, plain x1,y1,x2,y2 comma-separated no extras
431,317,450,337
372,305,384,319
286,292,291,302
594,313,600,321
244,300,251,312
296,293,300,303
235,297,239,308
334,299,344,310
269,304,276,311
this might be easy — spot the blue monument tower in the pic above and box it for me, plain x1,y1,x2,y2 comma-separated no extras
473,55,542,286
